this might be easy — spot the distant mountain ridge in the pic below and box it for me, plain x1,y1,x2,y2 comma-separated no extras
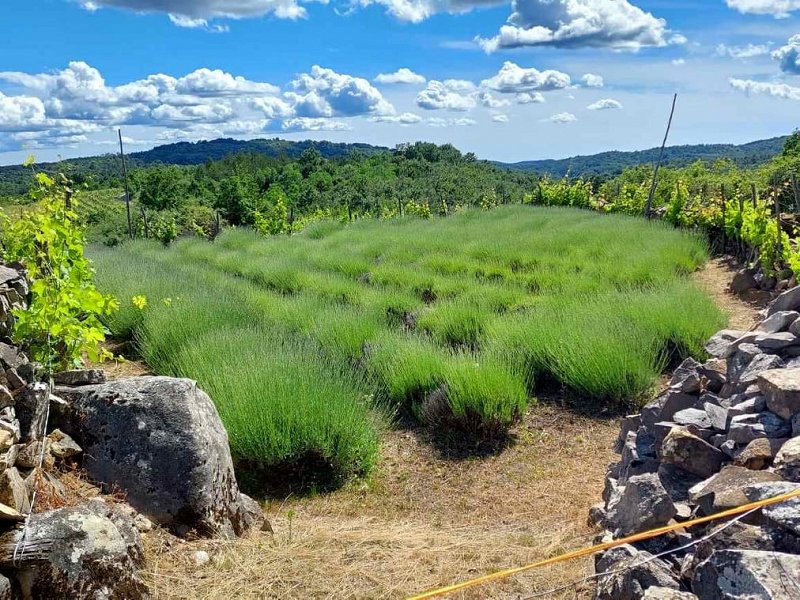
500,136,788,177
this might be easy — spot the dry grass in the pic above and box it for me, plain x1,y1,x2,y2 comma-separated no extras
143,403,618,599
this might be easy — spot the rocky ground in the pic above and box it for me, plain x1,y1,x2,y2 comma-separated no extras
591,281,800,599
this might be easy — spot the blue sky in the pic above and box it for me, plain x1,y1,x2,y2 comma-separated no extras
0,0,799,164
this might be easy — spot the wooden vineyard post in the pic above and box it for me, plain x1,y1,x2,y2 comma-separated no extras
288,207,294,236
139,206,150,238
720,184,727,253
644,93,678,219
118,129,133,240
398,198,402,217
347,200,353,222
792,174,800,213
751,183,757,208
775,179,783,260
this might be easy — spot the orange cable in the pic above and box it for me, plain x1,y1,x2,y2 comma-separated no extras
408,487,800,599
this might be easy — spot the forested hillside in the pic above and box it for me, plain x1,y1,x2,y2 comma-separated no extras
506,136,787,177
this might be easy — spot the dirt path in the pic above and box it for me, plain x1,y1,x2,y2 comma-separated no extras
691,257,769,330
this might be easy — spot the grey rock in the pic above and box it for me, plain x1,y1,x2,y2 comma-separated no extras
758,368,800,419
4,504,148,599
4,368,25,391
766,284,800,315
705,403,731,432
699,360,727,393
57,376,257,537
642,391,699,429
737,354,785,388
727,396,767,414
595,545,681,600
795,413,800,437
692,549,800,600
736,438,787,470
689,466,782,515
727,412,791,444
0,467,29,513
673,408,712,429
606,473,677,537
0,574,10,600
774,437,800,482
705,330,747,359
744,481,800,536
47,428,81,459
731,270,758,294
615,414,643,454
658,463,704,503
688,522,780,580
790,318,800,336
727,344,763,382
53,368,106,386
723,332,798,359
670,358,703,393
719,439,738,459
643,587,697,600
661,428,726,479
757,311,800,334
0,342,26,370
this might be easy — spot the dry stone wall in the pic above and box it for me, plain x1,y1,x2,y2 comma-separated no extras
592,285,800,599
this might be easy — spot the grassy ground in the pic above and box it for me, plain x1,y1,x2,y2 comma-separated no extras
90,205,724,481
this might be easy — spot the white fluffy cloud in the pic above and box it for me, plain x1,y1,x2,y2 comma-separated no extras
288,65,395,117
491,113,509,123
716,43,771,59
478,91,511,108
729,77,800,100
370,112,424,124
426,117,477,127
477,0,677,52
516,91,545,104
773,35,800,74
547,111,577,123
587,98,622,110
481,62,571,93
280,117,351,132
81,0,307,24
416,80,477,110
726,0,800,18
581,73,604,88
374,68,426,85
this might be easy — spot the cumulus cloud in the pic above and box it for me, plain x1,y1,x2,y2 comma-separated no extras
581,73,604,88
481,61,570,93
280,117,351,132
288,65,395,117
715,43,771,59
587,98,623,110
516,91,545,103
426,117,477,127
80,0,308,24
356,0,502,24
672,58,686,66
729,77,800,100
546,111,577,123
491,113,509,123
374,68,426,84
416,80,477,111
726,0,800,18
478,91,511,108
476,0,678,52
773,34,800,74
370,112,424,124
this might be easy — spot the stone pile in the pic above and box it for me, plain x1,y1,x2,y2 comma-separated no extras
0,263,264,598
591,285,800,599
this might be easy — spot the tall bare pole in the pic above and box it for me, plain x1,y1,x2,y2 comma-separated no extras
118,129,133,239
644,93,678,219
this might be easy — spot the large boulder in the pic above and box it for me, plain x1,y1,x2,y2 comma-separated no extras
721,332,798,359
735,438,787,471
606,473,676,537
0,504,148,599
705,330,746,359
744,482,800,536
757,311,800,334
55,376,262,537
692,549,800,599
758,368,800,420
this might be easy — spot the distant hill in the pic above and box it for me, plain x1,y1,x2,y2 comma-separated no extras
501,136,788,178
0,138,389,196
129,137,388,165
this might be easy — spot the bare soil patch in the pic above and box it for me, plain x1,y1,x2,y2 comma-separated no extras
144,404,618,599
691,256,769,330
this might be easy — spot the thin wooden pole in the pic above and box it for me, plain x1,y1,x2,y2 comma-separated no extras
139,206,150,238
645,93,678,218
751,183,757,208
792,174,800,213
775,177,783,260
288,207,294,236
118,129,133,240
720,184,727,252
